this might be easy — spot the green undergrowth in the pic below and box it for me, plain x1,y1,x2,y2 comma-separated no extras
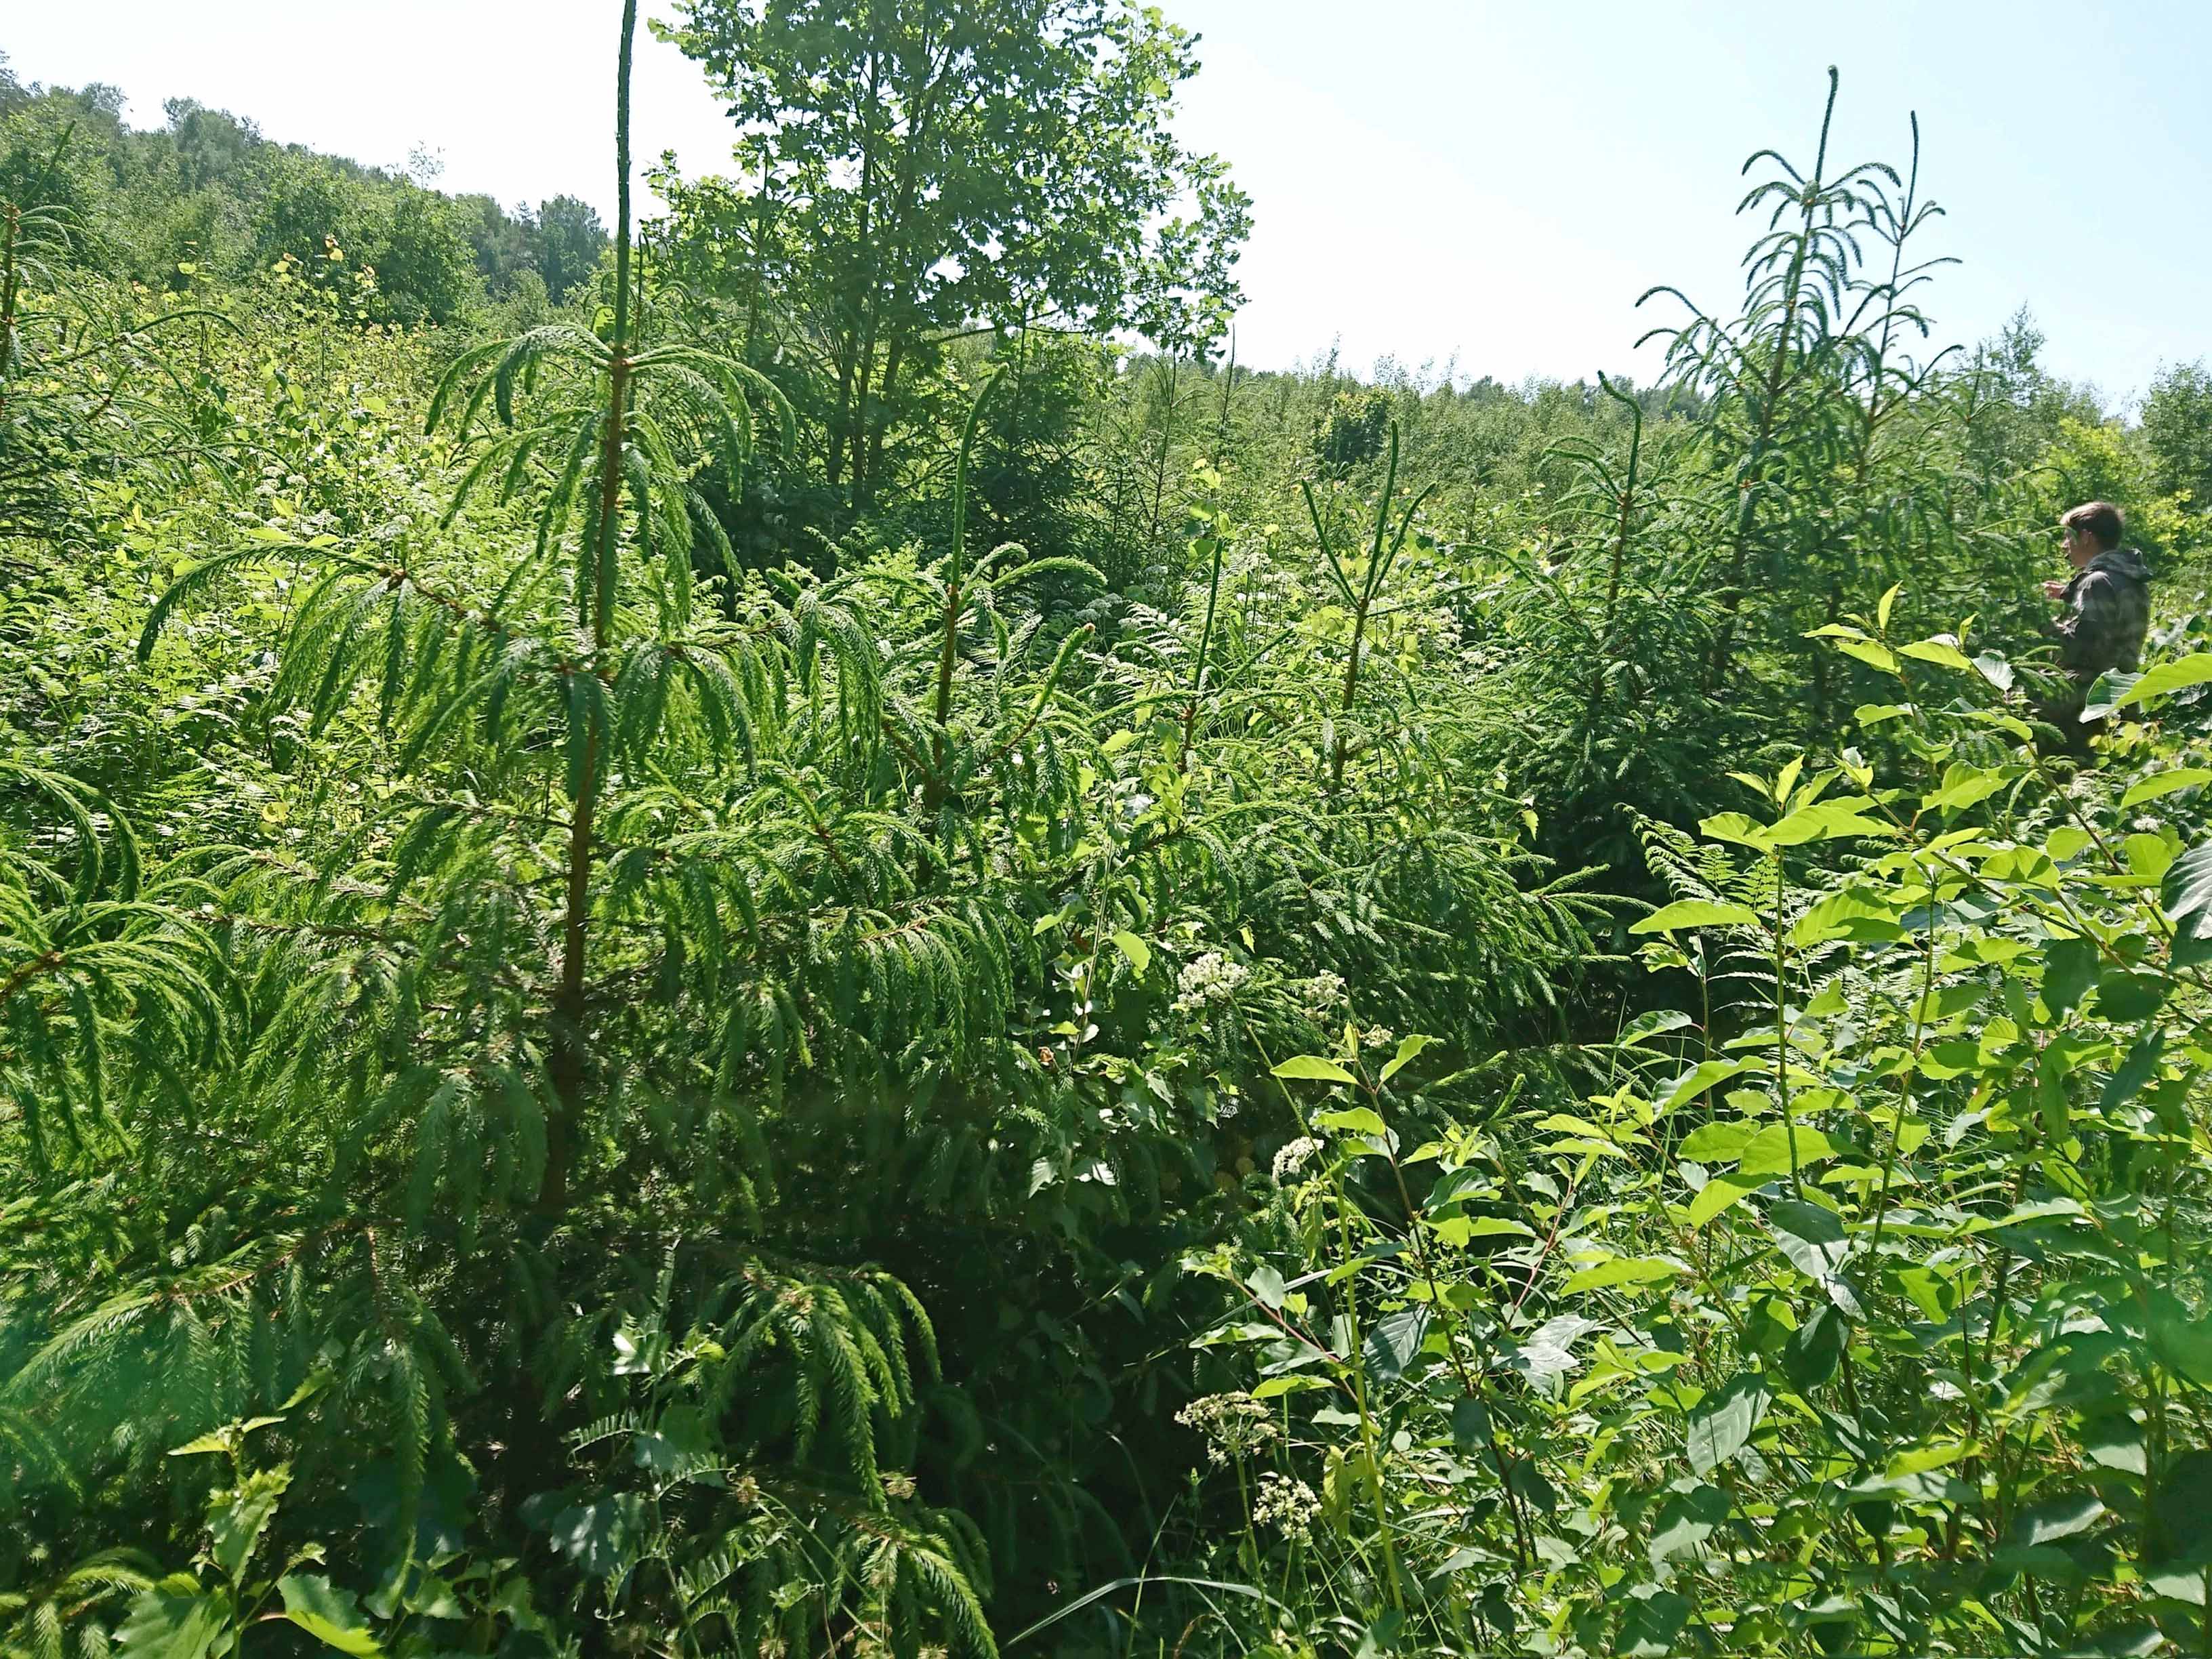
4,14,2212,1659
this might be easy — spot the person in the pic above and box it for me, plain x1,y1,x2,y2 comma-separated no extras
2036,501,2152,754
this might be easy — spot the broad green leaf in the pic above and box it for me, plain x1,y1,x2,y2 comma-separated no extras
1687,1174,1760,1228
1677,1121,1755,1164
116,1585,229,1659
277,1575,381,1658
1109,930,1151,977
1698,811,1774,849
2162,840,2212,967
1767,1197,1848,1264
1363,1305,1431,1385
1765,797,1894,845
1790,886,1902,947
1922,762,2006,814
165,1417,280,1460
2118,651,2212,707
1619,1585,1690,1658
2151,1291,2212,1387
1659,1060,1748,1113
166,1432,236,1459
2150,1450,2212,1570
2041,937,2099,1014
1845,1467,1973,1504
1273,1054,1357,1084
2102,1028,2167,1111
1534,1112,1628,1143
1316,1107,1387,1138
1378,1031,1435,1084
1560,1256,1683,1294
2126,832,2177,880
1618,1008,1694,1049
1498,1314,1601,1382
1893,1265,1956,1324
1834,638,1900,674
2009,1493,2104,1547
1774,754,1805,805
1451,1396,1492,1451
1898,637,1974,672
2047,825,2093,861
2121,768,2212,808
1885,1442,1968,1477
210,1467,290,1582
1429,1214,1536,1246
2093,969,2168,1023
1687,1372,1772,1475
1737,1122,1835,1178
540,1494,648,1580
2083,1414,2146,1475
1647,1484,1727,1566
1781,1304,1843,1391
1631,899,1759,935
2082,670,2140,721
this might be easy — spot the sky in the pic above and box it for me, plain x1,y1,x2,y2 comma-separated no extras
8,1,2211,406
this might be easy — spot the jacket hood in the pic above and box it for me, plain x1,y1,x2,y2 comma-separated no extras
2086,546,2153,583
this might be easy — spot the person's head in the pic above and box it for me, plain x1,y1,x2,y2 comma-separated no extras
2061,501,2123,569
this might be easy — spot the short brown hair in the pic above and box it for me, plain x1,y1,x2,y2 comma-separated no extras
2063,501,2123,550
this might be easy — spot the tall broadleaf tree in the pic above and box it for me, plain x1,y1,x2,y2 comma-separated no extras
658,0,1249,510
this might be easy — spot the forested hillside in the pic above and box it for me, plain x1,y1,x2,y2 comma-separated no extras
5,6,2212,1656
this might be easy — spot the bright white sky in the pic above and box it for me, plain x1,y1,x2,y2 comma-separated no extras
9,2,2211,404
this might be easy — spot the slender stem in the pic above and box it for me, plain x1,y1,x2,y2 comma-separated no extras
1857,113,1919,476
1214,328,1237,446
1179,530,1225,773
928,367,1002,800
1866,859,1938,1269
1774,851,1803,1200
1379,1138,1532,1572
1330,427,1401,794
1147,354,1180,543
1586,373,1644,726
544,0,638,1211
0,204,21,428
1330,1168,1408,1617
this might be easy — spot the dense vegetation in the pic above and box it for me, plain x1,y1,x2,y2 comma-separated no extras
5,9,2212,1656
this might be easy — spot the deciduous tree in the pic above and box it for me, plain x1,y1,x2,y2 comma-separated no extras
659,0,1248,510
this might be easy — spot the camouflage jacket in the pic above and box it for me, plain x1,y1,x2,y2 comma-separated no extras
2047,546,2153,686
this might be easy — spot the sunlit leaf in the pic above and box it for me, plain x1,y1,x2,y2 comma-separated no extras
1631,899,1760,935
1273,1054,1357,1084
1378,1031,1435,1084
1110,930,1151,977
2118,652,2212,707
276,1576,382,1658
1559,1256,1685,1295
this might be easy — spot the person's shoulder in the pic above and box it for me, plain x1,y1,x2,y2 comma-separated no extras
2093,548,2153,583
